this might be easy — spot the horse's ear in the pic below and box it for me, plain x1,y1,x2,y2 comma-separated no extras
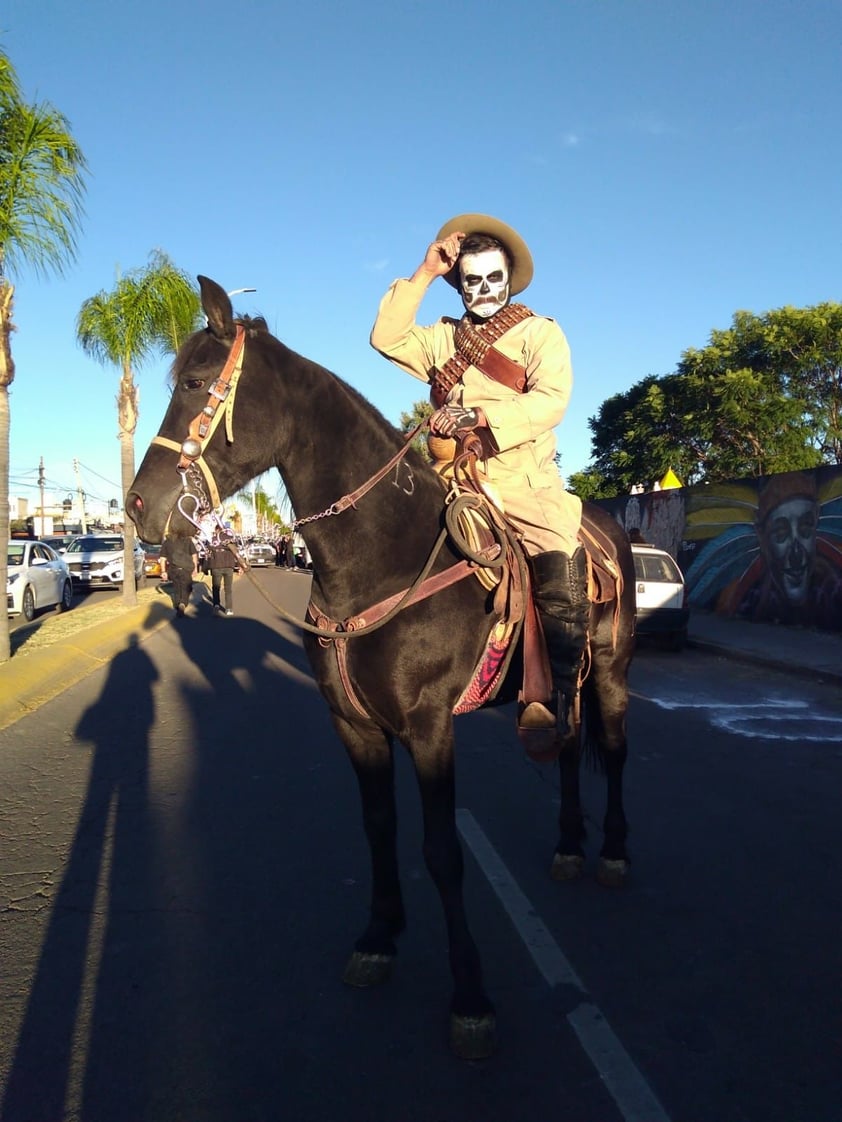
198,276,235,341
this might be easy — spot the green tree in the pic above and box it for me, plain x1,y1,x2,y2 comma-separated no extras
0,49,88,662
399,399,433,461
237,482,287,536
77,250,201,606
584,304,834,495
749,304,842,463
567,468,615,502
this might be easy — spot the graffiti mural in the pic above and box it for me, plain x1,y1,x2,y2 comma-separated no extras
592,465,842,633
594,489,687,559
681,468,842,630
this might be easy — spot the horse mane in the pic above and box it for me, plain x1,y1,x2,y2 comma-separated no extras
168,315,269,388
236,314,269,336
168,315,413,453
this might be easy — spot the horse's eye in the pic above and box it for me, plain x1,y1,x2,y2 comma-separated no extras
184,379,206,391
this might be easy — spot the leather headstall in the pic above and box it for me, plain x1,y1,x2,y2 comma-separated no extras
152,323,246,514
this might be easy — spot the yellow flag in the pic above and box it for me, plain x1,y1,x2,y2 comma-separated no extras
659,467,683,489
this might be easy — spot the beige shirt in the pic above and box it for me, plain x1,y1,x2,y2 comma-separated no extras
371,277,582,553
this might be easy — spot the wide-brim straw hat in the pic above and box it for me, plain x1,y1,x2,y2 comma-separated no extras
436,213,534,295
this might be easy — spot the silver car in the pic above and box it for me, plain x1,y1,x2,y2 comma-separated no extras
7,539,74,621
64,534,145,590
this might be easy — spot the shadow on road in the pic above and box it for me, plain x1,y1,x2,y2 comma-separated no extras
1,633,159,1121
1,591,344,1122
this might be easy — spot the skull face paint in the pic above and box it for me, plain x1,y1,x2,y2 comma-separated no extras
458,249,510,320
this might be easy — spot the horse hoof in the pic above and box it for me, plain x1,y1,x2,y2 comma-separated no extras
551,853,585,881
450,1012,497,1060
342,951,394,987
596,858,630,888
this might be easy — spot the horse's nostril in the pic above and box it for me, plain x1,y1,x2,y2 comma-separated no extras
132,494,144,512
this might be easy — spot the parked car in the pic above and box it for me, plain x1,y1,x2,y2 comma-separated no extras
64,534,145,590
7,539,74,621
42,534,77,554
631,542,689,650
244,541,276,567
142,542,163,578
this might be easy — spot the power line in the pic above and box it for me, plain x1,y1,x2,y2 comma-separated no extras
76,460,121,490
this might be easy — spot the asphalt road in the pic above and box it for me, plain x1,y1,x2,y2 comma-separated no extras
1,569,840,1122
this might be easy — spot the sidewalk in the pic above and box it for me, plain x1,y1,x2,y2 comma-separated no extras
687,609,842,686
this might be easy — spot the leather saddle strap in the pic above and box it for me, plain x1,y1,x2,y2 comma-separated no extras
431,304,533,407
520,574,553,706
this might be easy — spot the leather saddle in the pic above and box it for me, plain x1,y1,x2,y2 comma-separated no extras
452,497,625,716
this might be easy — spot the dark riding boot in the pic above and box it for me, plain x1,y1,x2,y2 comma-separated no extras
518,548,590,745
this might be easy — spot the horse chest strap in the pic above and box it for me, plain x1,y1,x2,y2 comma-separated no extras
308,606,372,720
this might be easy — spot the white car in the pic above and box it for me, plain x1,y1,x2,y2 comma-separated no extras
631,542,689,651
245,541,276,567
64,534,145,590
7,539,74,621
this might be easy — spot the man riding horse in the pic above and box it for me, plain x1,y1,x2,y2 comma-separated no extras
371,213,589,744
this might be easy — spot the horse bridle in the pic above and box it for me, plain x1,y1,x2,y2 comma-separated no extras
152,323,246,544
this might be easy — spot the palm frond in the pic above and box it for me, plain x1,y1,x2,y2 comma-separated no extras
0,99,87,278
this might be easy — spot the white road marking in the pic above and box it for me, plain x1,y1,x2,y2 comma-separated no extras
456,809,672,1122
631,691,842,742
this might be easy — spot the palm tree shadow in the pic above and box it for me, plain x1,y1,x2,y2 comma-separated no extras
1,634,159,1122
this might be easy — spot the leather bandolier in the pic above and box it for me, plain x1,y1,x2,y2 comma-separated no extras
430,304,533,407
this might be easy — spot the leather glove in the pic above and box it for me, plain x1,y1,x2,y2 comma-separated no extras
430,404,481,437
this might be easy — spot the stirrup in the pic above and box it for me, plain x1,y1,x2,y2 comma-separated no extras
517,700,559,761
518,699,556,730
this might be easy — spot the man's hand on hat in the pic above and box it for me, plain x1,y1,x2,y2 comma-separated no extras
421,232,465,279
430,404,485,437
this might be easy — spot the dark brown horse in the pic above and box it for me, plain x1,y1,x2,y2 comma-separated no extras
126,276,636,1059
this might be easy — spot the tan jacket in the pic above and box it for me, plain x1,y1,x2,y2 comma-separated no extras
371,277,582,553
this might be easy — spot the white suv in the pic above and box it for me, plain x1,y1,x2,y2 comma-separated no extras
64,534,145,590
631,543,689,651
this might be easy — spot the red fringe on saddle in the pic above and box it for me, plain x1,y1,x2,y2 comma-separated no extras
453,620,517,715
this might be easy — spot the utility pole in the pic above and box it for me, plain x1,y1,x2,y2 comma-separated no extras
73,458,88,534
38,457,46,538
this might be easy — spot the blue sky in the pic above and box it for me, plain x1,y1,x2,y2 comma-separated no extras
5,0,841,520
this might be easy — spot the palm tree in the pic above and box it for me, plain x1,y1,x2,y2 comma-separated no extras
0,49,88,662
76,250,201,607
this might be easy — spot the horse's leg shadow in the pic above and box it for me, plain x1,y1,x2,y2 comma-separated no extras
335,719,406,988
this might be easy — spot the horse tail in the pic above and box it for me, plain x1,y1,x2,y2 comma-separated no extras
580,680,608,774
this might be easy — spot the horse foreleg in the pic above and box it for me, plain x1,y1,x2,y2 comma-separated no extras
551,725,587,881
597,739,630,888
413,724,496,1060
334,717,406,987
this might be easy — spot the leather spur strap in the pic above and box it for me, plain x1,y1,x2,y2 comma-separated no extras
431,303,533,407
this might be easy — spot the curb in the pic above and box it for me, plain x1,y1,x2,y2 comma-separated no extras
687,635,842,687
0,599,172,732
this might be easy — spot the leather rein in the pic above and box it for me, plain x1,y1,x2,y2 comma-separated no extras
156,324,506,641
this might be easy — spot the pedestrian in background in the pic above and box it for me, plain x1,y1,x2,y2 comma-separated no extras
160,534,198,618
208,540,237,616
